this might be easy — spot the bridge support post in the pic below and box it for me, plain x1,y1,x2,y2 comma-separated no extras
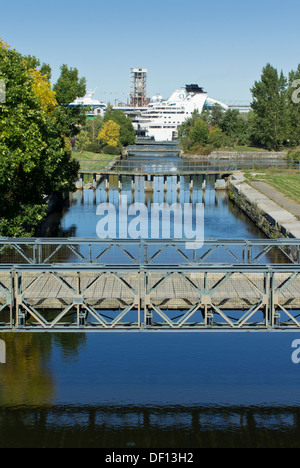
13,271,27,328
78,173,84,189
163,176,167,192
92,173,97,190
143,272,153,327
105,175,109,191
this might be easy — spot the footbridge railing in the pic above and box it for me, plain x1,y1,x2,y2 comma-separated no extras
0,238,299,266
1,238,300,332
75,159,300,175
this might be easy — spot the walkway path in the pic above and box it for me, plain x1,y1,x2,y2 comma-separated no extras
230,173,300,238
250,181,300,219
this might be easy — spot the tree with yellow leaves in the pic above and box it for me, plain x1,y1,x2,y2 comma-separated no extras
97,120,120,147
30,68,57,114
0,38,10,50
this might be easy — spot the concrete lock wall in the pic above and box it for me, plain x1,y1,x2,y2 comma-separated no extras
183,151,288,160
229,173,300,241
0,339,6,364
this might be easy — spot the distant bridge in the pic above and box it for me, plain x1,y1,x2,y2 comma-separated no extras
76,158,299,189
76,158,299,177
126,141,181,154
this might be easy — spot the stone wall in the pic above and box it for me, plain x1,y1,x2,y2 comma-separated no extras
182,151,288,160
229,173,300,239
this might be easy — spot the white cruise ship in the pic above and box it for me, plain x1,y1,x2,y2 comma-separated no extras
70,90,107,118
133,84,229,141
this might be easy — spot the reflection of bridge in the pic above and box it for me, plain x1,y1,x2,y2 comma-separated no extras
1,404,300,448
1,238,300,332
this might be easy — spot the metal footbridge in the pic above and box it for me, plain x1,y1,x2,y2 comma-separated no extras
1,238,300,332
76,158,300,177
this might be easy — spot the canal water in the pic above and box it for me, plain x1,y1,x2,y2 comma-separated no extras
1,154,300,448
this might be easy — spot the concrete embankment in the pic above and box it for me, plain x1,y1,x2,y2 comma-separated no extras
182,151,288,160
229,173,300,239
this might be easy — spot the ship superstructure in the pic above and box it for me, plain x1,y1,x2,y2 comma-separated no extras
133,84,228,141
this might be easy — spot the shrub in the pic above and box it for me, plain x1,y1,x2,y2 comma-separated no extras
286,148,300,161
101,144,122,155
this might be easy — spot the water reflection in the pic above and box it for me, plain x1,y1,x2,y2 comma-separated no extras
1,155,299,448
2,329,300,448
1,403,300,448
55,173,263,242
0,333,86,407
41,173,287,265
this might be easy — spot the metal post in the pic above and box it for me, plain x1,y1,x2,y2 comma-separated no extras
163,176,167,192
105,175,109,191
269,270,275,328
92,173,97,190
79,173,84,189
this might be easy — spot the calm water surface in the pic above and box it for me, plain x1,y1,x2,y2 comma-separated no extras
1,155,300,448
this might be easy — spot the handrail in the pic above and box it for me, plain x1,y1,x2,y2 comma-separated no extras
75,159,300,174
0,238,299,266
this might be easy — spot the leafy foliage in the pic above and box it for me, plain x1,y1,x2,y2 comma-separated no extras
52,64,87,139
76,130,90,153
0,38,79,236
97,120,120,147
103,105,136,147
53,65,86,105
179,63,300,154
250,64,288,150
30,68,57,114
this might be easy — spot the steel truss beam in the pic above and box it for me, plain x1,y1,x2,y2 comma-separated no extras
0,264,300,331
0,238,300,266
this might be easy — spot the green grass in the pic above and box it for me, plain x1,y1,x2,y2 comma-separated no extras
231,146,272,152
72,150,119,164
72,151,120,185
244,168,300,203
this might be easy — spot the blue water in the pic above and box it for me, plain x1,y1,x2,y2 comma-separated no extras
50,332,300,407
1,159,300,447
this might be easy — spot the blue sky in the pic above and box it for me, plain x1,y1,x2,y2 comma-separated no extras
1,0,300,105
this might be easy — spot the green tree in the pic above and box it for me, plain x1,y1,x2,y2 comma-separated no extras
210,104,224,127
287,65,300,147
0,39,79,236
52,64,87,139
53,64,86,105
103,105,136,146
177,110,202,140
76,130,90,153
208,126,229,148
189,120,209,144
23,55,52,79
85,115,104,141
82,115,104,152
220,109,240,139
250,64,289,150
